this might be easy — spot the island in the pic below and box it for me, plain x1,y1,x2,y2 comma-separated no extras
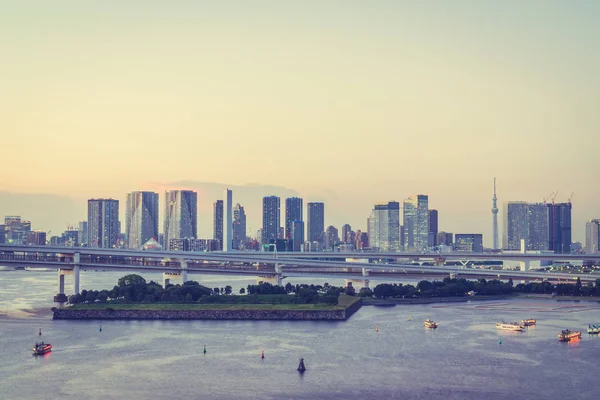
52,274,362,321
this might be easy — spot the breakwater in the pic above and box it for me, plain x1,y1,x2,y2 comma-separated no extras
53,300,362,321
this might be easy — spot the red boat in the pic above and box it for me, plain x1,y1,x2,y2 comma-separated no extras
32,342,52,355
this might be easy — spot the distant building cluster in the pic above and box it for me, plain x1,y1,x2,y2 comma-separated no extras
2,180,594,255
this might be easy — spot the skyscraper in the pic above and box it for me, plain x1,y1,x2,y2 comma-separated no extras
368,201,400,251
403,195,429,250
213,200,223,250
78,221,88,247
547,203,572,254
285,197,303,240
232,203,246,250
503,201,552,251
88,199,119,248
262,196,280,244
455,234,483,252
307,202,325,245
428,209,438,248
164,190,197,248
341,224,352,244
223,189,233,252
292,220,304,252
3,216,31,245
492,178,499,250
585,219,600,254
126,191,159,249
325,225,339,250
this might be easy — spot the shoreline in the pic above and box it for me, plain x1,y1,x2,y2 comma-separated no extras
52,297,362,321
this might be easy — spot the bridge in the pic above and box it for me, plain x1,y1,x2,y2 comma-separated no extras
0,244,597,300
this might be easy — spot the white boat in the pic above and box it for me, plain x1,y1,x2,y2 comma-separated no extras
496,322,524,332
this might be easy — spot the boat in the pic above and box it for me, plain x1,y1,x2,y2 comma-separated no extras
558,330,581,342
496,322,524,332
521,319,536,326
32,341,52,355
424,319,438,329
587,325,599,334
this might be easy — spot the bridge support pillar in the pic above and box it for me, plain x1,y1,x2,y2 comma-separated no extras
361,268,370,289
73,264,80,295
179,259,189,283
58,272,65,295
163,273,171,288
519,239,529,283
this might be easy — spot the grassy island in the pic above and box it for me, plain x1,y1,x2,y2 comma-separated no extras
53,275,361,320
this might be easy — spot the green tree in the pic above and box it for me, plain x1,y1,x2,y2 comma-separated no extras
118,274,146,287
239,288,246,295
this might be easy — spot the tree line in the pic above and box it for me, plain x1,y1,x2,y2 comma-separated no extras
67,274,600,305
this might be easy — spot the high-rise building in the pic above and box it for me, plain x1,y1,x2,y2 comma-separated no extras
547,203,572,254
25,231,46,246
0,224,5,244
126,191,159,249
78,221,88,247
368,201,400,251
163,190,197,247
356,231,369,250
325,225,339,250
292,220,304,252
87,199,119,248
585,219,600,254
233,203,246,250
223,189,233,252
213,200,224,250
285,197,303,240
503,201,557,252
403,195,429,250
455,234,483,252
341,224,353,244
437,232,454,247
307,202,324,245
428,209,438,248
4,216,31,245
262,196,280,244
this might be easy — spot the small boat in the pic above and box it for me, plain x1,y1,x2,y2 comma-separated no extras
32,342,52,355
297,358,306,373
558,329,581,342
587,325,599,334
521,319,536,327
424,319,438,329
496,322,524,332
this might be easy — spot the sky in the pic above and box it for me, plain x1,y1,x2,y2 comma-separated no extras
1,1,599,245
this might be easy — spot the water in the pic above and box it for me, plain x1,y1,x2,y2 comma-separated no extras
1,270,600,399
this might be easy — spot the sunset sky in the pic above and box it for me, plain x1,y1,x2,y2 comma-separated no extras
1,1,599,244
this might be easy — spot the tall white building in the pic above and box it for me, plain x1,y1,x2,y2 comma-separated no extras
126,191,159,249
586,219,600,254
223,189,232,252
368,201,400,251
164,190,197,248
403,195,429,250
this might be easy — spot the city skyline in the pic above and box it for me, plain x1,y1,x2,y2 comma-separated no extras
1,2,598,245
0,182,594,248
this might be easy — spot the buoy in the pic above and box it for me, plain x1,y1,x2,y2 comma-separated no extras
99,325,102,332
408,317,411,321
203,345,206,354
297,358,306,373
376,326,379,332
498,339,502,345
38,328,42,336
261,349,265,359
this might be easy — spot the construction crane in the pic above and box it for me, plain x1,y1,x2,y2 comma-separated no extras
543,191,558,204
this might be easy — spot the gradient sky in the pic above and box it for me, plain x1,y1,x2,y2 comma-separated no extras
1,1,599,244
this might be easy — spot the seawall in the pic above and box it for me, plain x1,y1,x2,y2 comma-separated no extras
53,304,361,321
